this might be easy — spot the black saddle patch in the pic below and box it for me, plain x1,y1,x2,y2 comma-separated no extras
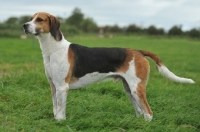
69,44,127,78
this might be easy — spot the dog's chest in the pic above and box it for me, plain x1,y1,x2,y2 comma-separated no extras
43,47,70,85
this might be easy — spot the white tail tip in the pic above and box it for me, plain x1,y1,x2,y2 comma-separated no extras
158,65,195,84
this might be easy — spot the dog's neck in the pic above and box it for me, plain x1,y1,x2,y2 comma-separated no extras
37,33,70,57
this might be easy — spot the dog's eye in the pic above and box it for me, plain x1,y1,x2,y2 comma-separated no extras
36,18,43,22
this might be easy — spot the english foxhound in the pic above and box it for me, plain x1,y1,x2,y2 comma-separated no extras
23,12,194,121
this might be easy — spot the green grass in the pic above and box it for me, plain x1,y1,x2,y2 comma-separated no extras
0,35,199,132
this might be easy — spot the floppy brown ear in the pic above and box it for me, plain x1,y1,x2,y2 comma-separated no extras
48,15,62,41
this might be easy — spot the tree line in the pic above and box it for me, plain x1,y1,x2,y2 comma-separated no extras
0,8,200,38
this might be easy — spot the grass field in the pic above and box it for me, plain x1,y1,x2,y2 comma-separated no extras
0,35,199,132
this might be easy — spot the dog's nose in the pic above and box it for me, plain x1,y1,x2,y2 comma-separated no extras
23,23,29,29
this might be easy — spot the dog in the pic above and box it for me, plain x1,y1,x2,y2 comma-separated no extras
23,12,194,121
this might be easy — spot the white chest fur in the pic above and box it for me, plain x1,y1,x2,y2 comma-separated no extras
38,33,71,87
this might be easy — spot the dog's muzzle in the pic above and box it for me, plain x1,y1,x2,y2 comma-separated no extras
23,23,39,35
23,23,30,34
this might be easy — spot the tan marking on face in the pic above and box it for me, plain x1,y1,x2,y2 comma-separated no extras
30,12,62,41
30,13,38,21
31,12,51,34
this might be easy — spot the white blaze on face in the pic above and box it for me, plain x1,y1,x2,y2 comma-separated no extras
26,13,39,34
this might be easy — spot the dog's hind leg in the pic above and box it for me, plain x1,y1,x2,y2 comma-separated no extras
122,79,143,117
124,77,153,121
135,81,153,121
130,55,153,121
121,55,153,121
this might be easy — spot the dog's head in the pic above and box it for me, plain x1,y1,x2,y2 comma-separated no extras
23,12,62,41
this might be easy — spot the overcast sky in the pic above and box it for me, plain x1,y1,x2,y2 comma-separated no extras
0,0,200,31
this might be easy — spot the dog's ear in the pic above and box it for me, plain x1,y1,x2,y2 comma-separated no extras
48,15,62,41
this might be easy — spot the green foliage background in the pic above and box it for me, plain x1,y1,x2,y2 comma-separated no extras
0,8,200,38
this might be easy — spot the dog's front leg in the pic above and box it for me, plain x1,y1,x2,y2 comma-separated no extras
45,66,59,119
49,49,71,120
54,83,69,120
50,82,57,117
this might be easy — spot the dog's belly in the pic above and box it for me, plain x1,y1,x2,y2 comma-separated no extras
69,72,113,89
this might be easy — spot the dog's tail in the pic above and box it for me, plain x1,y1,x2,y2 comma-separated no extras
139,50,195,83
